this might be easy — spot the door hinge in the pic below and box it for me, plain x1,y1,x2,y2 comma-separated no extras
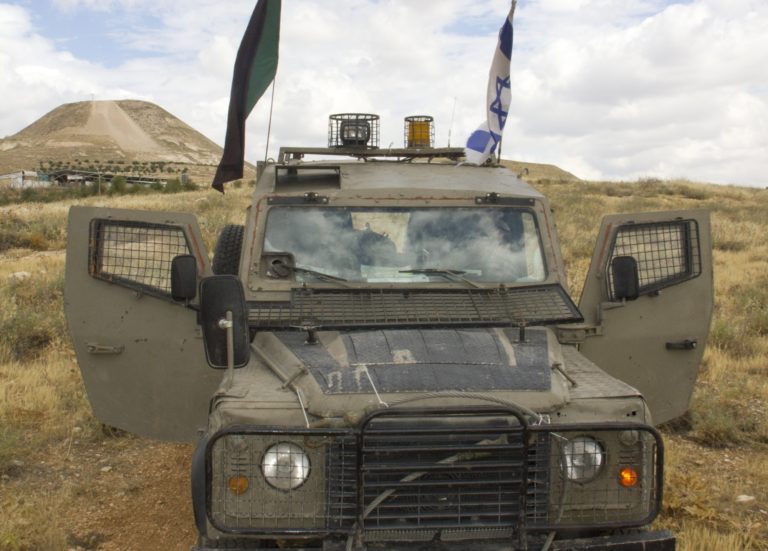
557,324,602,344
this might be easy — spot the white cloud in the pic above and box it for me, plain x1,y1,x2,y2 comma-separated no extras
0,4,108,133
0,0,766,186
507,0,768,184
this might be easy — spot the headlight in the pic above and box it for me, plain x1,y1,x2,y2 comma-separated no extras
261,442,310,490
563,436,605,482
340,120,371,145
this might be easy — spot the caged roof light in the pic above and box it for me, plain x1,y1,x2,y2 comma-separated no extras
404,115,434,148
328,113,380,148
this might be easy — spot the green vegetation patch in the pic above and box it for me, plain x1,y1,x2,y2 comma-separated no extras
0,215,64,253
0,175,198,208
0,272,66,362
690,385,768,447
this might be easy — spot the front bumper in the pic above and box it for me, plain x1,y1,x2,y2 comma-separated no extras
196,409,666,549
193,529,676,551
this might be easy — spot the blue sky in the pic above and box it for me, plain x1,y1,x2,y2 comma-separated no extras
1,0,766,186
27,3,166,67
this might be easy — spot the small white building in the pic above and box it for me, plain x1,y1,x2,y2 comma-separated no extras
66,174,85,185
0,170,49,189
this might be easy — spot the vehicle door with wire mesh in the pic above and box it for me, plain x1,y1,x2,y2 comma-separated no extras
65,206,223,441
577,209,713,425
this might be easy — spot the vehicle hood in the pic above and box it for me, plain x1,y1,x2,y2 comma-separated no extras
252,326,570,417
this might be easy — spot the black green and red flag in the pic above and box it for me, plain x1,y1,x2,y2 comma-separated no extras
212,0,281,192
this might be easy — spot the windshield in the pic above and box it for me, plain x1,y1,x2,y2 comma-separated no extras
263,206,546,284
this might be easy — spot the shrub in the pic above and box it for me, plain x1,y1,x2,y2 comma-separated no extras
707,317,750,356
689,386,767,447
0,426,24,475
77,183,97,198
20,188,36,202
164,178,182,193
25,232,48,251
110,175,127,194
0,273,65,362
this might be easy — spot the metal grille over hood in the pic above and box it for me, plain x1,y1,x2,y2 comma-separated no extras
248,285,582,330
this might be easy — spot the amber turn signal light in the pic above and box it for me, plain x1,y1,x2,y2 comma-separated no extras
228,475,249,495
619,467,638,487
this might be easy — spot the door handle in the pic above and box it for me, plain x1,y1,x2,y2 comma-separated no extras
666,339,697,351
86,343,125,355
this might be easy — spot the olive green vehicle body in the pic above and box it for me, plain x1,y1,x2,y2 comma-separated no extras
64,148,713,550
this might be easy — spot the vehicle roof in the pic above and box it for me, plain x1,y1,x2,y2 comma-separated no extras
267,160,544,198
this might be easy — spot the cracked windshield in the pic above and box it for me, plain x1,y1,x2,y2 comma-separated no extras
264,207,546,284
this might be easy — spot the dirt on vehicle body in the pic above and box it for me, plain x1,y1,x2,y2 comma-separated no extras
64,122,713,550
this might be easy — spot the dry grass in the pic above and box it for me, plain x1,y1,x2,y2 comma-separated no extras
1,473,72,551
677,521,755,551
0,348,98,550
536,177,768,549
1,176,767,549
0,185,253,550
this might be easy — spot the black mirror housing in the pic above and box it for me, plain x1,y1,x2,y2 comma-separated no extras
171,255,197,302
611,255,640,301
199,276,249,369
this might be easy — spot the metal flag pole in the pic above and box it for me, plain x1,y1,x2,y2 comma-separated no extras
263,79,277,165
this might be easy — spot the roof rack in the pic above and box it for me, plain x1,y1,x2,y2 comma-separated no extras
277,146,465,164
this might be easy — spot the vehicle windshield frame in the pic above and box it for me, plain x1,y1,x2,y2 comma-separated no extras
261,204,549,287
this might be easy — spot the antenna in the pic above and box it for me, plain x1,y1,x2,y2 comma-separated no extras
447,96,457,147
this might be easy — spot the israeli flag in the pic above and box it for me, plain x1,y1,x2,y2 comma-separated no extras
465,1,516,165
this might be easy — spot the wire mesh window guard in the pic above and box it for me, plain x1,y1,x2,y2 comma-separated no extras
89,219,191,295
607,219,700,300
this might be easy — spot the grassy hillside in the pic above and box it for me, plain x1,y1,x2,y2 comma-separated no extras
0,177,766,550
500,158,581,182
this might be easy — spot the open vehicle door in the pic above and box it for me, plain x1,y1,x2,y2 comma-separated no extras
64,207,222,441
578,209,713,425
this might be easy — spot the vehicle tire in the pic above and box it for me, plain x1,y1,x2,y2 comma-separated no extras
212,224,244,275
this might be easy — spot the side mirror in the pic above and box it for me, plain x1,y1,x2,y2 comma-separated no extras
199,276,249,369
611,255,640,301
171,255,197,302
262,252,295,279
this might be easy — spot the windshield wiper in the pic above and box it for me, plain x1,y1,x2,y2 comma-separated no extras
398,268,481,288
293,265,351,287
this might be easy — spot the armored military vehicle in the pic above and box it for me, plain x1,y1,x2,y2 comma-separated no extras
65,114,712,550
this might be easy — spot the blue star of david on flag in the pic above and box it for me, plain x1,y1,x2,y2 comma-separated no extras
490,76,511,129
465,1,516,166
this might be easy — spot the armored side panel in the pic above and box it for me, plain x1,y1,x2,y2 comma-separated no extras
64,206,222,441
578,209,713,424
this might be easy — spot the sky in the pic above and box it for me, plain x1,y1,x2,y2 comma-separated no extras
0,0,766,186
